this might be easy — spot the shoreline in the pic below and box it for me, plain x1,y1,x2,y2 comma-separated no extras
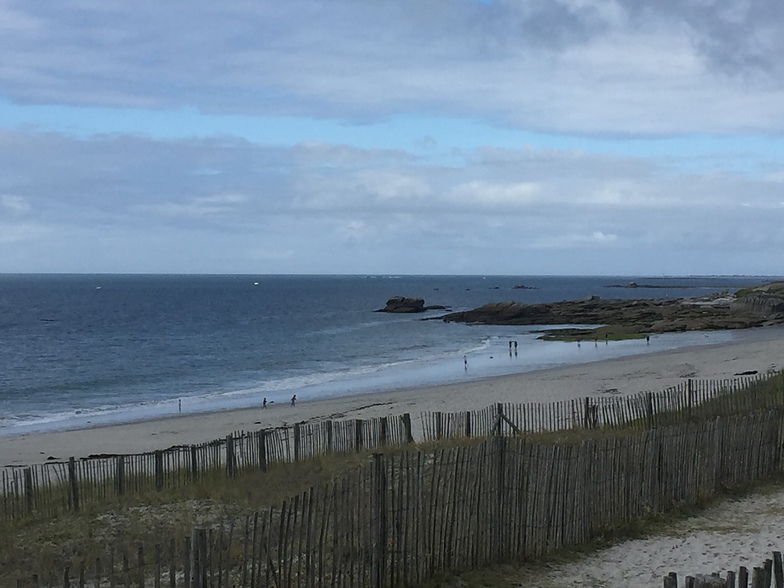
3,325,784,467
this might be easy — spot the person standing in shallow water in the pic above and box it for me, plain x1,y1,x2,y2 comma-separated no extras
291,394,296,407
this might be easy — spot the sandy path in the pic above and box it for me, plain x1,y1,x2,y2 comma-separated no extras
510,486,784,587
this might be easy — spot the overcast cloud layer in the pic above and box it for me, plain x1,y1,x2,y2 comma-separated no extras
1,0,783,275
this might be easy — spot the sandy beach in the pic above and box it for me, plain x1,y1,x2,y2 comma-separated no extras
3,325,784,468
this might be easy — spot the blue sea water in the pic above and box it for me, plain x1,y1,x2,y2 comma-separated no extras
0,274,775,435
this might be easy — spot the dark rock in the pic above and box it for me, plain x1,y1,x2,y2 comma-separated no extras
377,296,426,313
440,283,784,338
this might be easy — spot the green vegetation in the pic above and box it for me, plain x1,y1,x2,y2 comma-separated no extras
1,451,376,577
537,325,648,342
733,286,758,299
4,370,784,584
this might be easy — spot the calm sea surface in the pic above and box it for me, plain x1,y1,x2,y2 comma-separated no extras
0,274,775,435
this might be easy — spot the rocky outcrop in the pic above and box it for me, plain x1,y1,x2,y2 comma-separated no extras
378,296,425,313
377,296,447,313
731,282,784,317
440,286,784,339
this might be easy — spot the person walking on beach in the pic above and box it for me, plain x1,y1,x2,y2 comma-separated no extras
291,394,296,407
464,355,468,370
262,397,267,409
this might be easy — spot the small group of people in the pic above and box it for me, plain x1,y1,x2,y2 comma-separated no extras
260,394,297,409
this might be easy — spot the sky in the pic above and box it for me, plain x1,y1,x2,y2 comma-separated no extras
1,1,783,276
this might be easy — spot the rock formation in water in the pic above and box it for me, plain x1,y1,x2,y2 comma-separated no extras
439,282,784,340
377,296,447,313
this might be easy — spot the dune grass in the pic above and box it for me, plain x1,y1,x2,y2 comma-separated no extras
1,450,377,578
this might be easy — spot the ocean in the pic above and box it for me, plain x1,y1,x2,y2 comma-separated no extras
0,274,774,435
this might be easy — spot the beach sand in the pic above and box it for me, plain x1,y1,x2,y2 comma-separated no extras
3,326,784,587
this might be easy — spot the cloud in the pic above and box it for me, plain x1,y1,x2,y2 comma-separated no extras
142,194,248,218
532,230,619,250
1,194,31,214
1,129,783,274
1,1,784,134
0,221,47,243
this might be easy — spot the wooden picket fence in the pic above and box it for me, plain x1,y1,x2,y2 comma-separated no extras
0,414,413,521
665,550,784,587
420,373,784,441
9,408,784,588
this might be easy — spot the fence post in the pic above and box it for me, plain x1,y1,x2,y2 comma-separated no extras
663,572,677,588
190,446,198,480
293,424,301,462
226,434,236,477
751,567,764,588
137,545,145,588
380,417,388,446
739,566,748,587
154,451,164,491
24,467,33,513
687,379,694,419
326,420,334,453
465,411,472,438
116,456,125,496
646,391,654,429
184,537,191,588
371,453,387,588
355,419,364,452
169,537,176,588
68,457,80,513
402,414,413,444
258,430,268,472
436,412,443,440
189,529,207,588
493,403,505,435
773,551,783,588
495,435,507,557
780,370,784,407
583,397,591,429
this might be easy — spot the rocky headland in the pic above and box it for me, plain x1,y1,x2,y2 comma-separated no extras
439,282,784,341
